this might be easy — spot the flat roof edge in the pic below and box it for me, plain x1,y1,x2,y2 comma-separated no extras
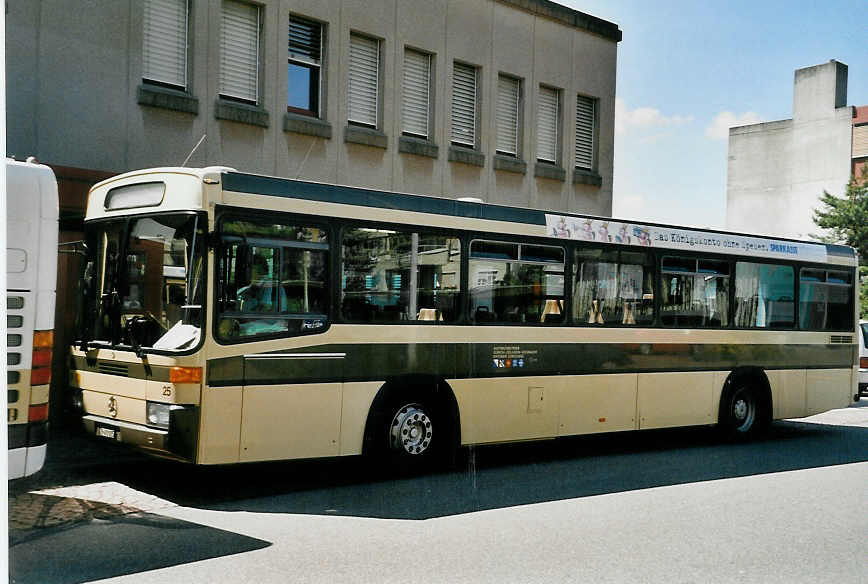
497,0,622,42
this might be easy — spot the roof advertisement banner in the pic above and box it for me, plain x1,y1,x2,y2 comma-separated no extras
544,214,828,264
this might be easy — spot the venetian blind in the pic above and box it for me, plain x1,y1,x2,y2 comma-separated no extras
402,49,430,138
496,75,520,155
575,95,596,170
142,0,188,88
219,1,259,103
348,34,379,127
451,62,477,146
537,86,559,163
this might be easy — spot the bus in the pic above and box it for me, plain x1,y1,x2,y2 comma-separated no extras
7,158,58,479
67,167,859,468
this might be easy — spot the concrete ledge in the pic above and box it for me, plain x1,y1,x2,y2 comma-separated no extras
448,145,485,167
137,84,199,115
344,125,388,149
534,162,566,181
493,154,527,174
572,168,603,186
399,135,439,158
284,113,332,139
498,0,622,42
215,99,269,128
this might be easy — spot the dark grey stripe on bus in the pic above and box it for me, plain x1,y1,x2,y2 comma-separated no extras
206,342,856,387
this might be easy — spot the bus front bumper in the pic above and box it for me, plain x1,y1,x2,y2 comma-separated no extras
82,414,169,452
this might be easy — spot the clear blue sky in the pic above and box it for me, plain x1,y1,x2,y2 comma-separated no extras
561,0,867,229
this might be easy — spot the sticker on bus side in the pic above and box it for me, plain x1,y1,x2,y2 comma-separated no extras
544,215,829,263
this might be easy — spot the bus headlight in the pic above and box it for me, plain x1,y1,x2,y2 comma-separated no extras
146,402,184,429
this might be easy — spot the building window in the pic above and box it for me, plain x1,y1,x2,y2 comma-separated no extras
402,49,431,139
575,95,596,170
219,1,260,104
451,62,478,147
537,86,560,163
496,75,520,156
348,33,380,128
142,0,188,90
288,15,323,117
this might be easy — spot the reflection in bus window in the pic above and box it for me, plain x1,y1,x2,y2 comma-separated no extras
469,241,564,324
799,268,852,331
573,248,653,326
341,228,461,322
216,218,328,341
734,262,794,328
660,257,730,328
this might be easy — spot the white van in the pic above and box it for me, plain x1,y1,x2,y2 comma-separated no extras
860,320,868,399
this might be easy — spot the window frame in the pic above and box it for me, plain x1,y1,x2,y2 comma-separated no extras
402,47,433,140
733,259,796,330
658,254,734,329
575,93,597,171
537,84,561,164
797,265,855,332
496,73,521,157
219,0,261,105
287,13,325,118
572,244,656,328
468,238,566,326
338,221,464,325
451,61,480,149
142,0,190,91
213,209,332,345
347,32,382,129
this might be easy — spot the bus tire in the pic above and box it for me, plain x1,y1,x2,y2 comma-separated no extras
369,390,455,473
719,382,767,439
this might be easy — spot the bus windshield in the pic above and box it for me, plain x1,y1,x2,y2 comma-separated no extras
80,212,206,353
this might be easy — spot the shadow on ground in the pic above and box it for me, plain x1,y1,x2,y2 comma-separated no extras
15,416,868,522
9,508,270,584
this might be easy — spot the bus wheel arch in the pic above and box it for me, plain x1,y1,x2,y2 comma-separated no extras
362,375,460,468
718,368,772,437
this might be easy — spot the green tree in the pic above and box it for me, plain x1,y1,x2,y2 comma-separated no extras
813,167,868,318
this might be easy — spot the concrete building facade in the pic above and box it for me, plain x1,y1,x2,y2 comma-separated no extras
726,60,857,239
8,0,621,218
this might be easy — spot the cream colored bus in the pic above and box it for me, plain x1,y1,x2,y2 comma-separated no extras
68,167,860,467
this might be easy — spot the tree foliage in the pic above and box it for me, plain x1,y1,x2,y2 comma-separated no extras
813,168,868,318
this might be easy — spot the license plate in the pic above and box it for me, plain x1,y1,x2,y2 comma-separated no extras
96,426,117,440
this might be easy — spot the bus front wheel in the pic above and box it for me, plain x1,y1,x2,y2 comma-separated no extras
375,394,453,472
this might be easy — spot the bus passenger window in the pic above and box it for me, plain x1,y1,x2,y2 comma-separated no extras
799,268,853,331
341,228,461,323
573,248,653,326
216,218,329,342
734,262,794,329
469,241,564,324
659,257,729,328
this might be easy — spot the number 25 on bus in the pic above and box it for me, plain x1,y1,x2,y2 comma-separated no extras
67,166,860,469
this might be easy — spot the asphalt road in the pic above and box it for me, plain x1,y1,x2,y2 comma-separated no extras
8,400,868,584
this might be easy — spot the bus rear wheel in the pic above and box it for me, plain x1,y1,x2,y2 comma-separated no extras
720,384,765,438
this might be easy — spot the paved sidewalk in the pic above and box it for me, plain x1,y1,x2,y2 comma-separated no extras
8,425,164,535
